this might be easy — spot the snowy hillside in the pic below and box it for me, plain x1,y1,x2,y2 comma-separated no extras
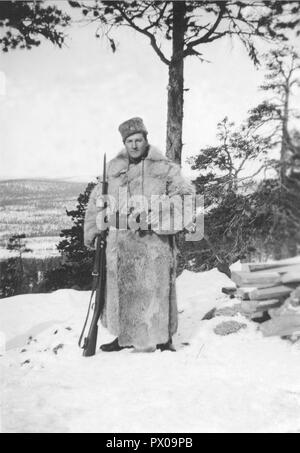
0,178,87,246
0,236,60,260
1,267,300,433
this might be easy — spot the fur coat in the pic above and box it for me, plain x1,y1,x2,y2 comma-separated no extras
84,145,195,349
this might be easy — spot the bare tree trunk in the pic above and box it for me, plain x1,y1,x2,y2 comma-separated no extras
166,1,186,165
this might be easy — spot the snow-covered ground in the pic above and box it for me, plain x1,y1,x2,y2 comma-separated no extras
1,266,300,433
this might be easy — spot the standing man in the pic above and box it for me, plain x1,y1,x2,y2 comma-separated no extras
84,117,195,352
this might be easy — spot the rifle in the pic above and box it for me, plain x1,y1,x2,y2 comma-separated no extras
78,153,108,357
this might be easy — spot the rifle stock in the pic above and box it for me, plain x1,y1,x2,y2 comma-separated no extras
83,324,98,357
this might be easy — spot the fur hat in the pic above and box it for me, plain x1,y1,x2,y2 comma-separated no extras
118,117,148,142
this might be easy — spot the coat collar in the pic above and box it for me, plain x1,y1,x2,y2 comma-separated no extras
109,145,168,176
115,145,167,162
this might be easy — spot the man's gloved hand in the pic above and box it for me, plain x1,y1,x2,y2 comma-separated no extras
96,195,113,232
127,208,146,231
92,230,107,248
85,235,101,251
96,195,106,210
126,208,152,236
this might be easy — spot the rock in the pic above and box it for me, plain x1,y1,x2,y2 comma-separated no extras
21,359,30,366
260,315,300,337
214,320,247,336
215,305,241,317
202,308,216,321
282,334,300,344
53,344,64,355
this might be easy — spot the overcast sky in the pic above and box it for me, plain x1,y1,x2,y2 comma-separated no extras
0,2,299,181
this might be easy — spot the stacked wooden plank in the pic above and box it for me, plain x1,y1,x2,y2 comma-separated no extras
229,256,300,337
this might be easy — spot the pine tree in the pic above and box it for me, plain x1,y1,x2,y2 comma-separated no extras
244,46,300,258
187,112,300,267
289,129,300,182
185,117,269,269
0,1,70,52
69,0,300,164
0,234,32,297
44,182,96,290
0,258,22,298
189,117,270,206
248,46,300,185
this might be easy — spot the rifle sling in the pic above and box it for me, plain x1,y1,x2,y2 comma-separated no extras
78,274,99,349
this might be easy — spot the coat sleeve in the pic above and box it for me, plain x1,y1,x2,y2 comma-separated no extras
84,159,112,248
84,184,100,249
154,162,196,236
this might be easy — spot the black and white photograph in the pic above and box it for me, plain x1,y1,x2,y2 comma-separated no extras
0,0,300,435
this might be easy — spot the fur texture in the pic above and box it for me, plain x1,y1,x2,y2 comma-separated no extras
84,145,194,348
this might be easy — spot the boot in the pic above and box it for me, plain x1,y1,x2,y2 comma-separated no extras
100,338,132,352
157,338,176,352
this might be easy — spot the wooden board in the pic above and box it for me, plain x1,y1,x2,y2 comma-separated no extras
247,264,300,276
281,272,300,285
249,285,293,301
241,256,300,272
231,271,281,288
249,311,270,321
236,287,252,300
221,287,237,296
257,299,282,310
237,286,292,301
241,299,281,314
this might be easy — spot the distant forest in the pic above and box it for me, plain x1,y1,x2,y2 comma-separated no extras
0,179,88,246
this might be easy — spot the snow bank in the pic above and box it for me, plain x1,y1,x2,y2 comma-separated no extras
1,268,300,433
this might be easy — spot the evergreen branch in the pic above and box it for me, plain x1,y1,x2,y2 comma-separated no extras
183,2,226,57
113,2,170,66
144,2,168,32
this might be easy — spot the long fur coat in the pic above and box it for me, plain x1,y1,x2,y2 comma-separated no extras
84,145,195,349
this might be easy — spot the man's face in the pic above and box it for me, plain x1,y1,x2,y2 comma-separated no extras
124,132,148,159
